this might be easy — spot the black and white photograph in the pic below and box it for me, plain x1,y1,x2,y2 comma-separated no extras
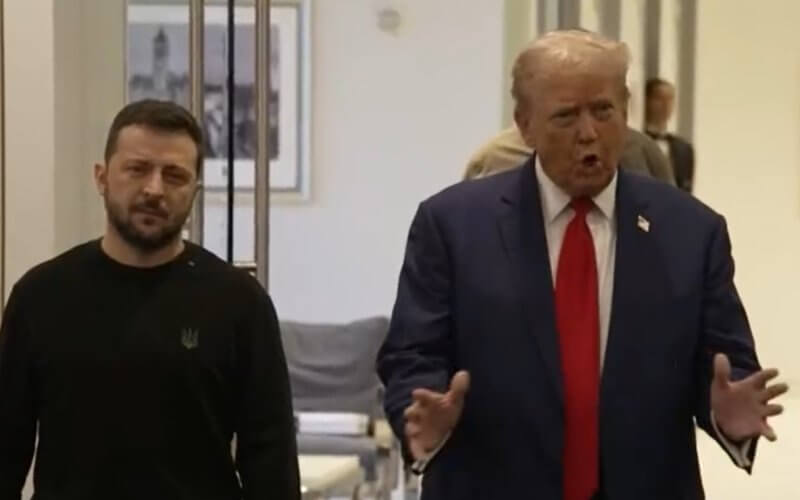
126,2,311,201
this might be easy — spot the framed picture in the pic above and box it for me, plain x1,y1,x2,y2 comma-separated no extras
126,0,312,202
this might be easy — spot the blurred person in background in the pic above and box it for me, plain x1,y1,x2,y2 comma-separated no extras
645,77,695,193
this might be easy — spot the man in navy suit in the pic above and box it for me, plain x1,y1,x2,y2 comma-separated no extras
377,30,788,499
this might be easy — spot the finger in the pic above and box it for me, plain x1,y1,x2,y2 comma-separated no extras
760,383,789,402
403,402,421,420
412,388,446,407
405,420,422,439
761,404,784,418
713,354,731,388
747,368,780,388
761,421,777,442
448,371,471,401
408,439,426,461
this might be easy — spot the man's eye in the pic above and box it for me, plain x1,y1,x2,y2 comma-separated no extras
593,103,614,119
164,171,189,184
553,110,577,125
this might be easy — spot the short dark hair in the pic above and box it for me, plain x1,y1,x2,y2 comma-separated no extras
104,99,204,174
645,78,673,98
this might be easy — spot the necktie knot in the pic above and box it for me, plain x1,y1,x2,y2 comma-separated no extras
570,197,594,218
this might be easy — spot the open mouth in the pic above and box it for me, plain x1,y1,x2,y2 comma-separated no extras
581,154,601,168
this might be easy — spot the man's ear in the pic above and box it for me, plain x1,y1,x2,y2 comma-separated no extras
513,107,528,134
94,163,108,196
514,106,536,150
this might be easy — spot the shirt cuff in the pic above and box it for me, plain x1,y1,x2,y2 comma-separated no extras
710,410,753,468
410,431,451,475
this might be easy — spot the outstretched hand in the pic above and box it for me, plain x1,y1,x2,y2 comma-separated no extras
711,353,789,442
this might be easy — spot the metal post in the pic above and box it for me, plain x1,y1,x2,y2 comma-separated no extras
254,0,270,290
225,0,236,263
188,0,205,245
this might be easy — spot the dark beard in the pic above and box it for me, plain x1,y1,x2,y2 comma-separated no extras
105,197,188,253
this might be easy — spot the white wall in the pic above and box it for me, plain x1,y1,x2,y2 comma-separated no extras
268,0,505,322
694,0,800,389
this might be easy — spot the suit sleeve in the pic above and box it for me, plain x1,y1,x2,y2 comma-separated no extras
235,279,301,500
693,215,760,470
377,201,455,464
642,134,676,185
0,285,37,500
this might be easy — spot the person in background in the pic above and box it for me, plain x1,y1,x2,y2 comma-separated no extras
0,99,301,500
378,30,787,499
645,77,695,193
464,124,675,184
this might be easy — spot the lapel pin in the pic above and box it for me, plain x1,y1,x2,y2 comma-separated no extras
637,215,650,233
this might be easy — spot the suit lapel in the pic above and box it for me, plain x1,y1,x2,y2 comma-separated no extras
602,171,667,390
498,159,563,403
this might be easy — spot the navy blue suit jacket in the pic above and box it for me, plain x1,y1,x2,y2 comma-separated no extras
377,160,760,499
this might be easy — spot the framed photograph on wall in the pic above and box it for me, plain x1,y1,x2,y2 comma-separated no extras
125,0,312,202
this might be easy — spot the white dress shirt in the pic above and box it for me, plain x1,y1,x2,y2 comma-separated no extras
646,127,673,164
536,160,617,370
412,161,750,473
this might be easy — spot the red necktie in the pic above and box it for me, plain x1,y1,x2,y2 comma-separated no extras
555,198,600,500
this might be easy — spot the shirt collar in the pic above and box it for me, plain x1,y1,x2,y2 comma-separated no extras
645,126,669,139
535,155,617,223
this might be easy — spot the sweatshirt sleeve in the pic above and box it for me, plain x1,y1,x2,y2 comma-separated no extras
234,277,301,500
0,285,38,500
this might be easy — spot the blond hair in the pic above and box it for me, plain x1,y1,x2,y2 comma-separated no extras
511,30,631,112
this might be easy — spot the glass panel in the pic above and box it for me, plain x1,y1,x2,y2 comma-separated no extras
125,0,258,264
200,2,256,264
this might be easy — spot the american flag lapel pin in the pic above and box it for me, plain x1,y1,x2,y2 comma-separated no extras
637,215,650,233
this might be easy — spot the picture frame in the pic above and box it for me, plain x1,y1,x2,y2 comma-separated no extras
125,0,312,203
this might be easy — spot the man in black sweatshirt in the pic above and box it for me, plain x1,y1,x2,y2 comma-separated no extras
0,100,301,500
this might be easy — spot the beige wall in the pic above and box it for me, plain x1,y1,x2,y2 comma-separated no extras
695,0,800,492
4,0,123,298
4,0,57,297
694,2,799,495
694,0,800,389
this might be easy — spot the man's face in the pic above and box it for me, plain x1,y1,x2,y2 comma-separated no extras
95,125,199,252
516,65,628,198
645,82,675,126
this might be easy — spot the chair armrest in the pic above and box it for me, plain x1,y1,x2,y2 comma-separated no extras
373,419,394,451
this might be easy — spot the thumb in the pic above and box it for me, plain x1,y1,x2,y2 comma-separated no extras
447,371,471,402
713,353,731,388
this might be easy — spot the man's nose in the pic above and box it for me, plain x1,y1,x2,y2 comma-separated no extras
576,112,599,144
142,172,165,197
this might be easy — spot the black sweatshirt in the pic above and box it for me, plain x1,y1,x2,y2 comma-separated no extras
0,241,300,500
